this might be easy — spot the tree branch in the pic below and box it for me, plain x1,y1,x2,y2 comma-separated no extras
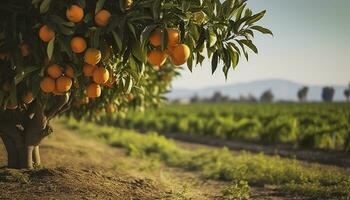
45,94,70,120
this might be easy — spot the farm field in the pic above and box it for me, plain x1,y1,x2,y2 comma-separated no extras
99,103,350,152
60,119,350,199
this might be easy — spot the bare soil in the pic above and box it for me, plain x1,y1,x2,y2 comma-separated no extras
0,124,313,200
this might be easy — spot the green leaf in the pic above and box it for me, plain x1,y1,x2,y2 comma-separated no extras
208,29,217,48
161,28,168,51
15,66,41,85
152,0,161,20
211,51,219,74
95,0,106,14
140,25,158,46
47,37,55,60
246,10,266,25
125,76,133,94
40,0,51,13
251,26,273,36
240,39,258,54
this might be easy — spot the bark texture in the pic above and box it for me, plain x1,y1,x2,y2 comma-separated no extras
0,94,70,169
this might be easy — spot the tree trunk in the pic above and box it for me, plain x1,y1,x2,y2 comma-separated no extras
0,95,69,169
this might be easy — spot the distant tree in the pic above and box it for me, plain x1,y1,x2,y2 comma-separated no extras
344,90,350,102
190,94,200,103
344,83,350,102
260,90,274,103
297,86,309,102
322,87,335,102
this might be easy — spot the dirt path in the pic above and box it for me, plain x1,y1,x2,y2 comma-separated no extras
0,124,315,200
0,124,233,200
164,133,350,168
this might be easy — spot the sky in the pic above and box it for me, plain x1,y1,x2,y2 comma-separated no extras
172,0,350,89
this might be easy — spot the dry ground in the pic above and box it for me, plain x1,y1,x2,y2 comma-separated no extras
0,123,321,200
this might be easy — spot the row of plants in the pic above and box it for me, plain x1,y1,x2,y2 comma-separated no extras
98,103,350,151
59,118,350,200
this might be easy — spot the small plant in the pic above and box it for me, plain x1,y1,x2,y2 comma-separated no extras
221,181,250,200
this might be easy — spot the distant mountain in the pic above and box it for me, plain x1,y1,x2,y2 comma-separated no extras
166,79,348,101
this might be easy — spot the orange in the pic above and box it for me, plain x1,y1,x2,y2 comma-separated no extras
127,93,134,102
167,28,180,47
149,29,162,47
105,104,116,113
40,77,55,93
71,37,87,53
65,65,74,78
47,64,62,79
95,10,111,27
20,44,30,57
56,76,72,93
170,44,190,66
84,48,101,65
147,50,167,66
86,83,101,98
83,64,97,77
93,67,109,84
22,92,34,104
39,25,55,42
66,5,84,23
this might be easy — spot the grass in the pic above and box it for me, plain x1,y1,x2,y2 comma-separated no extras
59,117,350,200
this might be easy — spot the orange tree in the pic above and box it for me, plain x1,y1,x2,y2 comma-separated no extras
0,0,271,169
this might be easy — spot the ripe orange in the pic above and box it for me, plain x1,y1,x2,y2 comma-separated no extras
65,66,74,78
86,83,101,98
95,10,111,27
105,104,116,113
93,67,109,84
170,44,190,66
47,64,62,79
83,64,97,77
40,77,55,93
147,50,167,66
71,37,87,53
22,92,34,104
127,93,134,102
167,28,180,47
149,29,161,47
20,44,30,57
56,76,72,93
39,25,55,42
84,48,101,65
66,5,84,23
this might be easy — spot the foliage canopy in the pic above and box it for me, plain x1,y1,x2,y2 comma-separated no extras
0,0,271,117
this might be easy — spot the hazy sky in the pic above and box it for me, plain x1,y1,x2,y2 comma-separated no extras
172,0,350,89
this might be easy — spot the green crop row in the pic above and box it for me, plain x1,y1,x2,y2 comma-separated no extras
98,103,350,151
59,118,350,200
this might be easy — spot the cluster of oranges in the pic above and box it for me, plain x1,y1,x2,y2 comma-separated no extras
147,28,190,68
39,5,113,44
40,64,74,96
38,4,116,99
